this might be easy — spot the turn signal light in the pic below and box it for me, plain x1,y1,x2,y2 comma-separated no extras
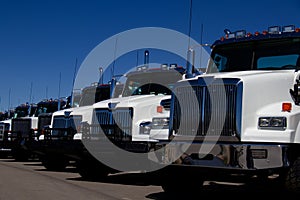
157,106,163,113
282,102,292,112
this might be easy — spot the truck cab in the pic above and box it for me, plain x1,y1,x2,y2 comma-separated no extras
10,99,67,161
35,82,115,170
156,25,300,193
72,59,188,179
88,64,185,151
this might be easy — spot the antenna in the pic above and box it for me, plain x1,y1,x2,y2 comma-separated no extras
98,67,104,84
186,0,194,75
136,50,139,67
46,86,48,99
29,82,33,103
200,23,203,68
8,88,11,111
72,58,78,90
109,37,119,99
58,72,61,111
111,37,118,80
68,58,78,107
27,82,34,117
187,0,193,49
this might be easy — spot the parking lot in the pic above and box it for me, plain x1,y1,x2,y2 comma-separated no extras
0,158,294,200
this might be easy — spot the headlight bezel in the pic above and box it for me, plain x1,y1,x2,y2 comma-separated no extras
139,122,152,135
151,117,169,130
258,116,287,130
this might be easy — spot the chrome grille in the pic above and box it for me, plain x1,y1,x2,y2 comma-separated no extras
38,115,52,131
51,115,82,137
92,108,133,141
53,116,67,129
11,118,32,138
173,81,241,138
0,124,4,141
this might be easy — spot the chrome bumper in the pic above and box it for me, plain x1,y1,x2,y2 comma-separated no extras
161,142,289,170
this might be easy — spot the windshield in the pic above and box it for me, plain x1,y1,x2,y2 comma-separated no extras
122,70,183,97
207,38,300,73
13,104,38,118
79,86,110,107
34,100,66,117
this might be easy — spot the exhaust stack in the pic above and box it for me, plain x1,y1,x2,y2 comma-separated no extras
144,50,149,67
110,77,116,99
186,48,195,78
98,67,104,85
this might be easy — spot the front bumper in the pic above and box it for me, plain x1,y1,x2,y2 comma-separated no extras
0,141,12,152
159,141,289,171
29,139,86,161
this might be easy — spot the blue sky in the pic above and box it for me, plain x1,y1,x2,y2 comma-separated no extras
0,0,299,111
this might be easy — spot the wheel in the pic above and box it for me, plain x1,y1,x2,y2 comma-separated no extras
285,157,300,193
12,148,30,161
160,168,204,195
41,156,69,171
161,178,204,194
76,160,111,181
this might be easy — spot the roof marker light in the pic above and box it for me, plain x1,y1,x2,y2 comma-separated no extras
169,63,177,69
262,30,268,35
254,31,260,36
161,64,168,70
235,30,246,38
228,33,235,39
268,26,281,34
282,25,295,33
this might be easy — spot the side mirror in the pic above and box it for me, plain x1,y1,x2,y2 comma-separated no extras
290,80,300,105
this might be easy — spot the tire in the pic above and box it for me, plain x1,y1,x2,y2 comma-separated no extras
160,168,204,195
12,149,30,161
76,160,110,181
285,157,300,193
41,156,69,171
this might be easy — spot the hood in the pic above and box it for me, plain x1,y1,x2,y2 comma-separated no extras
71,105,93,122
93,95,171,109
193,70,295,81
0,119,12,124
71,105,93,115
196,70,298,142
52,107,74,117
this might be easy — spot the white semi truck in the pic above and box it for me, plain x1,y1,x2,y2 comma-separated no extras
154,25,300,193
74,50,195,179
10,99,68,161
35,82,115,170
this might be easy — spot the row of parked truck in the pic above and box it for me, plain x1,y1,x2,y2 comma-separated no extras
2,25,300,193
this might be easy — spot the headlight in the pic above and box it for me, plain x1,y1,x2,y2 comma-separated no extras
258,117,287,130
152,117,169,129
139,122,151,135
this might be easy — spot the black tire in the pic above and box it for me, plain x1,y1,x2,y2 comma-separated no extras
41,156,69,171
161,178,204,194
12,149,30,161
285,157,300,193
76,160,110,181
160,168,204,195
